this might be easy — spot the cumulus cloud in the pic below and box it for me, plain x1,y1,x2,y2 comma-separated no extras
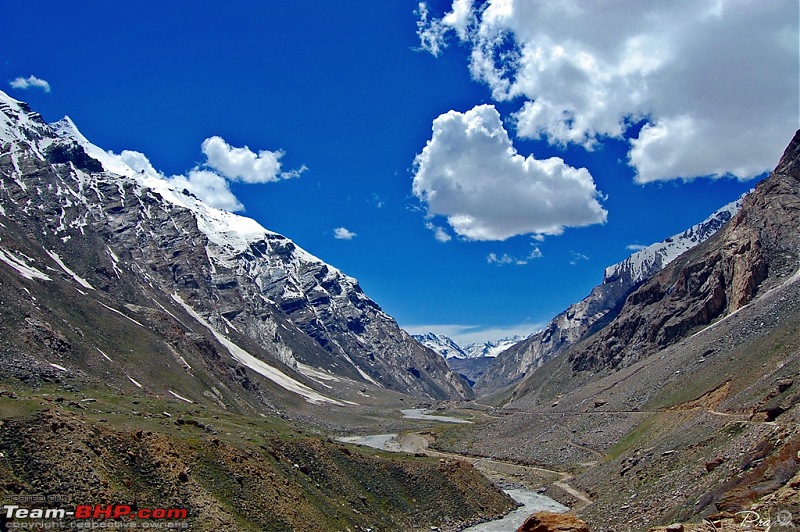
111,136,303,212
201,136,305,183
418,1,799,183
115,149,243,211
9,75,51,92
167,170,244,212
412,105,607,241
117,150,161,179
333,227,357,240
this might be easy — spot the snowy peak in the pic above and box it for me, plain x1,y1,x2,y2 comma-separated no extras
603,195,747,286
412,333,527,360
40,100,359,296
413,333,467,359
0,90,50,148
463,336,526,358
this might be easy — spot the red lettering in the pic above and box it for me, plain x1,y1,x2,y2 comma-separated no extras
166,509,188,519
93,505,113,518
75,505,92,519
152,508,166,519
138,508,151,519
113,505,131,518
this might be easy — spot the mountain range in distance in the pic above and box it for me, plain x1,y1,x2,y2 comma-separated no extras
412,332,526,360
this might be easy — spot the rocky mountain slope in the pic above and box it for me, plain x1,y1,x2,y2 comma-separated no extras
563,132,799,374
0,90,472,410
476,193,746,392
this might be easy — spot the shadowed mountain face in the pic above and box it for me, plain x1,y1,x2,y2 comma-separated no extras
0,91,472,407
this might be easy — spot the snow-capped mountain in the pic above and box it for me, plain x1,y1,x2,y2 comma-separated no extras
0,90,472,405
462,336,526,359
477,192,747,391
603,197,745,287
412,333,467,359
412,332,527,360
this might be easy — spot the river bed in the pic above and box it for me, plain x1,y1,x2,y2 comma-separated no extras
400,408,473,424
463,488,569,531
336,432,570,528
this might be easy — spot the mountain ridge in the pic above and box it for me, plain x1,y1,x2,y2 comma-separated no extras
0,90,472,405
475,191,747,392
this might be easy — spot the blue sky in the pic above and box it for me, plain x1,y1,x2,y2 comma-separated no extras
2,1,797,345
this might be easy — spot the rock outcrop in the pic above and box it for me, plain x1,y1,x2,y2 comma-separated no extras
516,511,590,532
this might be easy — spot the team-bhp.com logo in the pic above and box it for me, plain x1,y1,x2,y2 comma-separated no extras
2,504,188,529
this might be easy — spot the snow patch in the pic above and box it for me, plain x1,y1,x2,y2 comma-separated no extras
171,293,348,406
98,302,145,328
49,362,68,372
96,348,113,362
168,390,193,403
0,247,51,281
127,376,143,388
46,250,94,289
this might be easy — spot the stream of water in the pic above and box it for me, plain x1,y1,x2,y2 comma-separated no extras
400,408,473,423
337,427,570,529
463,488,569,531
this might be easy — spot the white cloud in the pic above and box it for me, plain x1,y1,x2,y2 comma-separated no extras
412,105,607,241
9,75,51,92
416,3,448,56
425,221,452,243
333,227,357,240
110,136,301,212
420,1,799,182
167,170,244,212
117,150,162,179
416,0,475,56
441,0,474,40
201,136,305,183
569,251,589,265
626,244,647,252
487,245,541,266
487,253,515,265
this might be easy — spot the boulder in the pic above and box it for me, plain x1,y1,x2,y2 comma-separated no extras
516,511,590,532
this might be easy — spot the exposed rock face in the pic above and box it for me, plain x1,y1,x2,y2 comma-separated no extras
0,90,471,402
516,511,590,532
477,195,744,391
569,130,800,372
